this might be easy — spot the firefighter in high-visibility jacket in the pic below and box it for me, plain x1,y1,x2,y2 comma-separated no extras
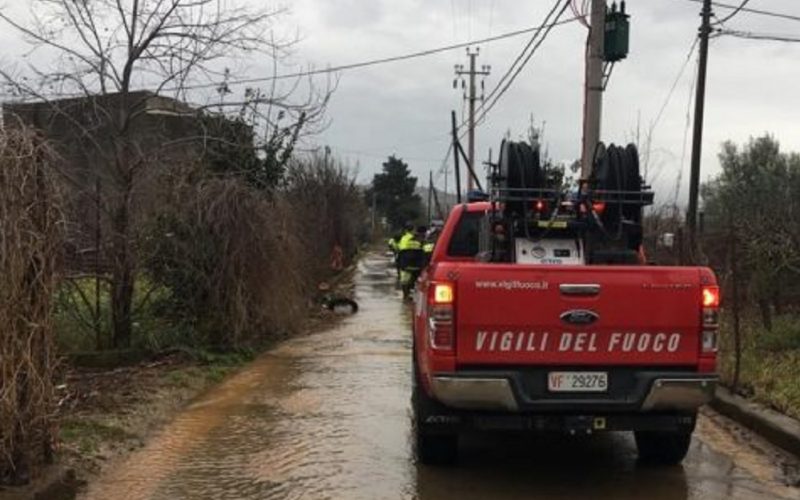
390,227,411,283
397,226,425,299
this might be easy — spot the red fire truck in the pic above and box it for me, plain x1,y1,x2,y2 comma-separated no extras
412,141,719,465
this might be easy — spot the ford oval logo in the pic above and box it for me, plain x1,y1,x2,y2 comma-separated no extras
560,309,599,325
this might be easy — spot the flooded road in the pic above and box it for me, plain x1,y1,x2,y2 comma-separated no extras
84,253,800,500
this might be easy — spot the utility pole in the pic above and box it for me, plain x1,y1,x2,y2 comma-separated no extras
442,162,449,212
455,48,490,192
451,111,463,203
580,0,607,179
687,0,712,257
427,171,433,224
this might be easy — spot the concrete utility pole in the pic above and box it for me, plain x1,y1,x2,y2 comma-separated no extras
580,0,607,179
455,48,490,192
687,0,713,256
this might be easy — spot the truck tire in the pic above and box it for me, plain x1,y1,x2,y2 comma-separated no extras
412,355,458,465
634,430,692,465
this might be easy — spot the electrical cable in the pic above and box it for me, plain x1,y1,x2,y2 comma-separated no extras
716,29,800,43
173,16,582,93
713,0,751,25
476,0,565,123
474,0,572,127
2,16,582,102
673,54,698,207
679,0,800,24
650,37,699,134
571,0,590,28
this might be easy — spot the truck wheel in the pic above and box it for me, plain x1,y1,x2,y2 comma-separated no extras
634,430,692,465
416,429,458,466
412,355,458,465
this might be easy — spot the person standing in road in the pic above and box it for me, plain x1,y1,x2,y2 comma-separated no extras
388,231,404,282
397,225,425,300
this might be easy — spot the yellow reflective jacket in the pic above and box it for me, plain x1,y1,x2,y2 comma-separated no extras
398,232,421,251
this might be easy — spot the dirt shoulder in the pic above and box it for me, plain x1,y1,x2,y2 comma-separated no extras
57,352,249,483
0,351,251,500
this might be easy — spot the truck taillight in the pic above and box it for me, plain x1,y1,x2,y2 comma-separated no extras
432,283,454,304
702,286,720,308
428,282,455,351
701,285,720,354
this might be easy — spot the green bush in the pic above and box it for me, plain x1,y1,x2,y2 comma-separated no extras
54,276,198,353
719,311,800,419
758,315,800,351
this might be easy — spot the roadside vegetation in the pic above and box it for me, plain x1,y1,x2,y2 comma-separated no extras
717,314,800,420
646,133,800,418
0,0,369,487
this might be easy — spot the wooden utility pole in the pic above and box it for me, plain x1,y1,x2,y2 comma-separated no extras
427,171,433,224
442,161,449,213
580,0,607,179
455,48,490,192
687,0,713,257
451,111,463,203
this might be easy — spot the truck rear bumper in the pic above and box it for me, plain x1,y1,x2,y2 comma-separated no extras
430,371,717,413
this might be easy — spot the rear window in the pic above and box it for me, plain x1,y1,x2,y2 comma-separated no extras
447,212,482,257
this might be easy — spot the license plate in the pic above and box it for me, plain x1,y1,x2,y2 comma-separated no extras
547,371,608,392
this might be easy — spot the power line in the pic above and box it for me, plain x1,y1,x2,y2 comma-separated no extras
174,17,582,93
716,29,800,43
448,0,574,137
2,16,582,101
713,0,751,25
650,37,699,133
680,0,800,23
479,0,565,114
474,0,572,127
674,48,699,206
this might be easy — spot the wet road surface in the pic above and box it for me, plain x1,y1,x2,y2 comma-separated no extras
84,253,800,500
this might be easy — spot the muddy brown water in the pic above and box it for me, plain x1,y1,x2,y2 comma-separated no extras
82,253,800,500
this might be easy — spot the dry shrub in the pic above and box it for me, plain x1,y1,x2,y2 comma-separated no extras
0,127,64,484
142,155,366,348
286,156,366,277
143,175,307,347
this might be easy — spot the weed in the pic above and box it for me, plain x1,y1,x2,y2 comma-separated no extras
60,419,134,455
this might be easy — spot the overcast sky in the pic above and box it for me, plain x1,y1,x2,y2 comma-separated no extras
282,0,800,205
2,0,799,206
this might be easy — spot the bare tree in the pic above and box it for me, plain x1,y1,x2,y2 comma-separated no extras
0,0,329,348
